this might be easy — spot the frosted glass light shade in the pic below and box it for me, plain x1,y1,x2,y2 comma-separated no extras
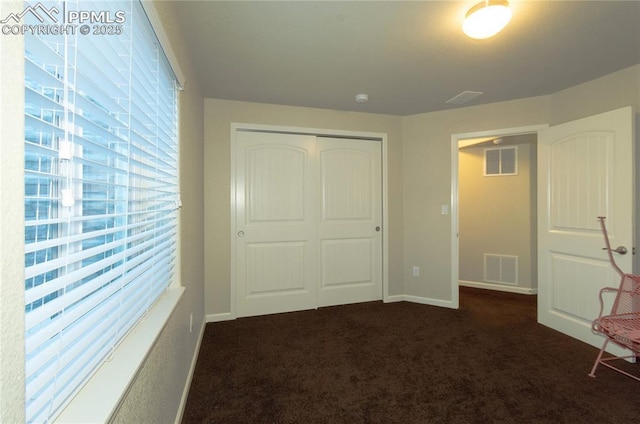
463,0,512,39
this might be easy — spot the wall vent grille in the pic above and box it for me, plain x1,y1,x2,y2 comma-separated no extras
484,254,518,286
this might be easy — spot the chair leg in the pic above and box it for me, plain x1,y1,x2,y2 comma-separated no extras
588,339,609,378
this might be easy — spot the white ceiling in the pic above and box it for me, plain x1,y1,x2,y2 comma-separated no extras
171,1,640,116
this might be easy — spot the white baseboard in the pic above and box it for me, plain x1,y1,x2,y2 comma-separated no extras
206,312,235,322
459,280,537,295
202,284,535,327
384,294,404,303
385,294,456,309
175,318,207,424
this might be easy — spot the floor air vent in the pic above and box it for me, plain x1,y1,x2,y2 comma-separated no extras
484,254,518,285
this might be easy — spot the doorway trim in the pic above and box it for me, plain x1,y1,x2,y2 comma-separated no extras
230,122,389,320
450,124,548,308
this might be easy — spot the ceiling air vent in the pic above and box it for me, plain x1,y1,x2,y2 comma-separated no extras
446,90,483,105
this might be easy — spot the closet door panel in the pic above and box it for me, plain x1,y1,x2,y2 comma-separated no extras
235,131,317,317
317,138,382,307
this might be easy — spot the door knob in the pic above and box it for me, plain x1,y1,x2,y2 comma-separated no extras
238,231,245,237
603,246,627,255
375,226,381,232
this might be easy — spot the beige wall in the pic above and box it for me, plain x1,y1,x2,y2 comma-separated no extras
458,138,537,291
401,64,640,303
204,99,404,316
550,65,640,126
402,96,550,302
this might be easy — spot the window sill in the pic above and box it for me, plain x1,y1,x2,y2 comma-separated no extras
54,286,185,424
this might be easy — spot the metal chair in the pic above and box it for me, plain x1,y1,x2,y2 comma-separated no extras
588,216,640,381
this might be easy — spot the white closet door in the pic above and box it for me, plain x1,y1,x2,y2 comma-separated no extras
317,137,382,307
234,131,383,317
235,131,318,317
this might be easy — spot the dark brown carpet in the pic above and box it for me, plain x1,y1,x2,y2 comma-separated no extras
182,287,640,424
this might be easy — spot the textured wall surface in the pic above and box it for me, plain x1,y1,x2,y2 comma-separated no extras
0,1,26,421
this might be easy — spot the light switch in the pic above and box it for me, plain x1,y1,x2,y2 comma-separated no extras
441,204,449,215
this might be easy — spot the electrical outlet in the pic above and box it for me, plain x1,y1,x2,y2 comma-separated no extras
412,266,420,277
189,312,193,333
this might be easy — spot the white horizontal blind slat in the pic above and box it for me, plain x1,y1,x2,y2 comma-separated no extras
23,1,178,422
24,218,175,286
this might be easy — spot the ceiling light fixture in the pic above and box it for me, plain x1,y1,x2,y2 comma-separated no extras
463,0,512,39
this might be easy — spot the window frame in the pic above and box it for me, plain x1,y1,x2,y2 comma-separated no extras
483,145,518,176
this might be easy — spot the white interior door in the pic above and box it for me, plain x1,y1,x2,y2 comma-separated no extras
538,107,634,353
234,131,383,317
235,131,318,317
317,137,382,307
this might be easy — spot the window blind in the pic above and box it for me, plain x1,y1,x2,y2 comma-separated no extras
23,1,179,422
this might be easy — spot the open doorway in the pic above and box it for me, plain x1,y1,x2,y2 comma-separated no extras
449,125,548,309
458,134,538,294
451,109,634,353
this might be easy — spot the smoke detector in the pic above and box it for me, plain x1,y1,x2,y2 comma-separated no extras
355,93,369,103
